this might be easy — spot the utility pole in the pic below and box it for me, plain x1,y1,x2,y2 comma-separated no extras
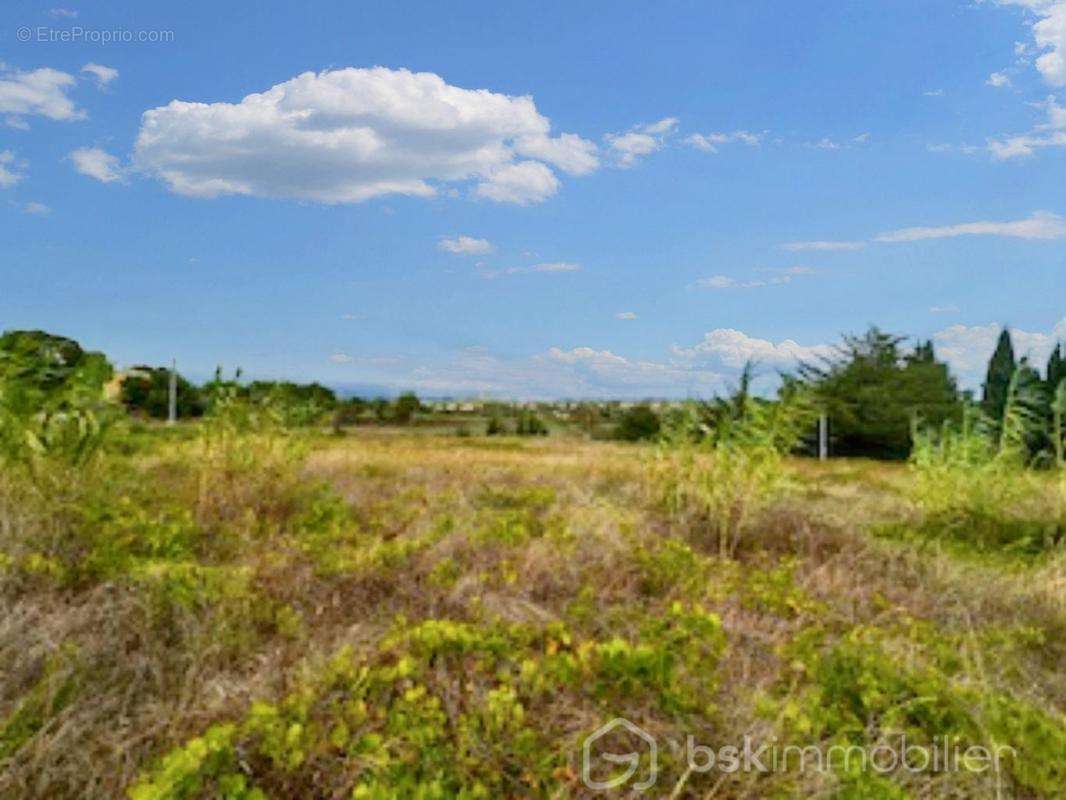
818,412,828,461
167,358,177,426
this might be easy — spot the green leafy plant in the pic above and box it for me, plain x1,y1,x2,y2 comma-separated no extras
651,378,814,557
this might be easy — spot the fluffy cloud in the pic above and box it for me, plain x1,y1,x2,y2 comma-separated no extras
998,1,1066,86
987,71,1012,87
671,329,833,369
69,147,125,183
875,210,1066,242
23,201,50,214
475,161,559,204
538,346,723,393
438,235,493,255
685,130,763,153
616,311,637,320
604,118,678,166
782,240,865,252
81,63,119,88
0,66,85,127
0,151,25,188
933,319,1066,381
132,67,596,205
514,132,598,175
328,343,723,399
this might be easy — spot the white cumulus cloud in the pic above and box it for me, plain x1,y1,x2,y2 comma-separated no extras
132,67,596,205
604,117,679,166
81,63,119,88
69,147,125,183
0,65,85,127
997,1,1066,86
475,160,559,204
671,329,833,369
933,319,1066,383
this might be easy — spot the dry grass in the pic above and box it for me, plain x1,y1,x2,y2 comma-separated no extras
0,429,1063,798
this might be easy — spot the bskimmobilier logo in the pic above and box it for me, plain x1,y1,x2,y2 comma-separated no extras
581,717,1017,793
582,718,658,791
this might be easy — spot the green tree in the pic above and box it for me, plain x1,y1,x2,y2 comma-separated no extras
515,410,548,436
798,327,961,459
392,392,421,425
0,329,112,414
120,365,205,419
0,330,117,476
614,404,661,441
982,328,1016,424
1048,343,1065,394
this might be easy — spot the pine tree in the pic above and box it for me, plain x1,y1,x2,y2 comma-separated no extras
981,328,1015,424
797,327,961,459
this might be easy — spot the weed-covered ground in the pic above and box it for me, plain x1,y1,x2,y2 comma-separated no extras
1,428,1063,798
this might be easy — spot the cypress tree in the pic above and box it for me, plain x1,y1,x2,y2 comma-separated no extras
982,328,1015,424
1048,342,1066,392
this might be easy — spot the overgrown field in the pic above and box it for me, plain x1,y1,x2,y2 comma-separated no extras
1,420,1064,798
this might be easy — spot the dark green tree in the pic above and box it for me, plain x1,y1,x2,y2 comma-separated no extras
798,328,961,459
120,365,205,419
1048,343,1065,394
515,410,548,436
982,328,1016,424
614,404,661,441
392,392,421,425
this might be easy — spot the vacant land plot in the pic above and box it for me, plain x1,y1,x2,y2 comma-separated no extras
1,428,1063,798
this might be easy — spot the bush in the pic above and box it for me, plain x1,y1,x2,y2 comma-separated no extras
613,405,660,441
651,388,814,557
909,370,1062,552
515,411,547,436
120,365,205,420
392,392,421,425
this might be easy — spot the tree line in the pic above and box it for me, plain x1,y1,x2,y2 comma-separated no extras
2,326,1063,461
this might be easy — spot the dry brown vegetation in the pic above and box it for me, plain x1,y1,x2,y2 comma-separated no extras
1,426,1063,798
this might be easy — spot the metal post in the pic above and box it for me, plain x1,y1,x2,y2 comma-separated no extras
167,358,177,426
818,412,828,461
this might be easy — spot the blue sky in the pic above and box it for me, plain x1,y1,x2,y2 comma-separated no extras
2,0,1064,397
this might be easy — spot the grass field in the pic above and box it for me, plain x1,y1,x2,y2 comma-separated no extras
1,425,1064,798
